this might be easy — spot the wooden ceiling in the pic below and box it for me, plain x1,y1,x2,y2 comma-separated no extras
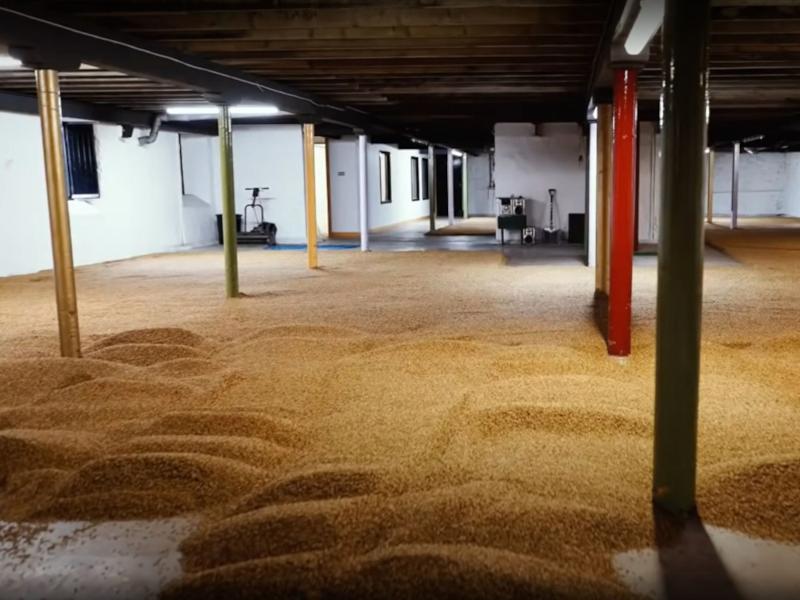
1,1,800,149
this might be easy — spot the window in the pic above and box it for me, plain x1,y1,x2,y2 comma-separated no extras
63,123,100,198
379,150,392,203
421,157,430,200
411,156,420,201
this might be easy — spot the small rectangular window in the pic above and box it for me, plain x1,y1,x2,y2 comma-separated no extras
411,156,420,201
379,151,392,204
63,123,100,198
421,157,430,200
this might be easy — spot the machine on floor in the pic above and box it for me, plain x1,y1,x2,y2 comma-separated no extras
239,186,277,246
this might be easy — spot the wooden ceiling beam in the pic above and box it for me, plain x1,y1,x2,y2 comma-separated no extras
145,24,605,43
89,6,607,32
41,0,608,15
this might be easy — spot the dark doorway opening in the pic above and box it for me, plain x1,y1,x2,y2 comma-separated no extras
435,153,464,219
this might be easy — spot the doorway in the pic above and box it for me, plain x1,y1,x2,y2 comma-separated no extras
435,153,464,219
314,140,330,239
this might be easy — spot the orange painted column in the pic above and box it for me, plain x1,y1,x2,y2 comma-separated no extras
608,68,638,357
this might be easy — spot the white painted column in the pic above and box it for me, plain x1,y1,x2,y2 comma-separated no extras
587,120,599,268
462,153,469,219
731,141,740,230
357,134,369,251
428,145,437,232
447,149,455,226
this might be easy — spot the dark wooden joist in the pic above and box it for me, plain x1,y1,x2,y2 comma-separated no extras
0,89,214,134
0,1,420,139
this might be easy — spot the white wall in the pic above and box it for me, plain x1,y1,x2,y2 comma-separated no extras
712,151,786,217
327,136,430,233
179,134,219,246
783,153,800,217
367,143,430,230
181,124,308,243
637,122,662,243
0,111,201,277
494,122,586,234
328,138,359,234
467,153,493,216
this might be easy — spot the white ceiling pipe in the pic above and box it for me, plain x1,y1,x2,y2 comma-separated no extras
624,0,665,56
0,54,22,69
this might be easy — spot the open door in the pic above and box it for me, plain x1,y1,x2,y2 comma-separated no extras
314,140,330,239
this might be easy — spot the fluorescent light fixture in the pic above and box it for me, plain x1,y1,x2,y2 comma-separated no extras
230,105,280,117
166,104,280,117
624,0,665,56
166,106,219,116
0,55,23,69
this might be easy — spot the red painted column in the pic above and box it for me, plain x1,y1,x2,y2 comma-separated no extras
608,68,638,357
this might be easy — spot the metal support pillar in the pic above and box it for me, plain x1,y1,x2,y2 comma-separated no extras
357,134,368,251
36,69,81,358
587,117,599,268
731,142,740,230
303,123,319,269
428,146,437,232
706,150,715,224
218,105,240,298
596,104,613,294
462,154,469,219
653,0,711,515
608,68,638,357
447,149,455,226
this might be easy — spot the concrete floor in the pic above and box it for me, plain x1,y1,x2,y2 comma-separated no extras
361,217,736,268
1,518,797,600
0,519,192,600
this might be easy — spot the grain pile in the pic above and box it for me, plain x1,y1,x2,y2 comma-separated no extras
0,225,798,598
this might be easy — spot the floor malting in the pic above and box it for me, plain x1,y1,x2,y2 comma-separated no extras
0,229,798,598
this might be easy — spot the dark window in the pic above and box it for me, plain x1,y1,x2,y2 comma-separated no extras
411,156,420,201
63,123,100,198
379,151,392,203
421,157,430,200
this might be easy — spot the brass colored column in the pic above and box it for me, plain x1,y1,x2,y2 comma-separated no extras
36,69,81,358
653,0,711,514
596,104,613,294
218,105,240,298
303,124,319,269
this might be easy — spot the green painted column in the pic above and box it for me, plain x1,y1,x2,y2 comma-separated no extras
218,105,240,298
652,0,711,514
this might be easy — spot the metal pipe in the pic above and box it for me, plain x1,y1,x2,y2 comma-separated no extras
303,123,319,269
462,154,469,219
138,113,164,146
447,149,455,226
608,68,638,357
218,105,240,298
731,141,740,230
706,149,715,224
357,134,369,252
428,145,437,232
36,69,81,358
653,0,711,515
